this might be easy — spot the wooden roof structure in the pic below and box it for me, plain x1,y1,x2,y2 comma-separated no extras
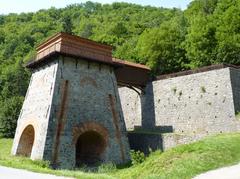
26,32,150,88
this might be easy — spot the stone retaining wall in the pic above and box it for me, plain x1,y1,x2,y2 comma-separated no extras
119,67,240,151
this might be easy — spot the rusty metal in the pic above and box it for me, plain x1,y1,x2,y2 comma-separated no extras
52,80,69,167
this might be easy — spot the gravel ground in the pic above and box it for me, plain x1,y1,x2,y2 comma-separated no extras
0,166,73,179
193,163,240,179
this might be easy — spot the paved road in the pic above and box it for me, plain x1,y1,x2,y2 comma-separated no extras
193,164,240,179
0,166,73,179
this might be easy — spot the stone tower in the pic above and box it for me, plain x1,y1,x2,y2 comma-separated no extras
11,33,132,169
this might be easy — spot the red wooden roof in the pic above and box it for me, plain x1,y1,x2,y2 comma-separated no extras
26,32,150,88
113,58,150,88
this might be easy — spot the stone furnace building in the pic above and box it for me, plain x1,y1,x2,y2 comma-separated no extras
11,32,150,169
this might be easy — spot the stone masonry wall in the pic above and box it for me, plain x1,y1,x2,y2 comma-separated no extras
119,67,240,151
44,56,130,168
119,87,142,130
12,61,58,159
127,132,208,153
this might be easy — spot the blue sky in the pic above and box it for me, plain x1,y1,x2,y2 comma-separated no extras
0,0,192,15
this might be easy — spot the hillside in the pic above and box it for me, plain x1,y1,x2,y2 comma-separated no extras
0,0,240,138
1,133,240,178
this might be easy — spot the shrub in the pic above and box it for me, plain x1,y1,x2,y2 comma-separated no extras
130,150,145,165
0,96,24,138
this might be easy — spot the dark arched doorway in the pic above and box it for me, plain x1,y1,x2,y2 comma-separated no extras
75,131,106,167
16,125,35,157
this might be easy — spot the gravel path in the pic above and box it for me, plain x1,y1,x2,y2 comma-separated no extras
193,164,240,179
0,166,73,179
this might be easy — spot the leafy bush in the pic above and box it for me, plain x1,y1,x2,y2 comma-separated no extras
0,96,24,138
130,150,145,165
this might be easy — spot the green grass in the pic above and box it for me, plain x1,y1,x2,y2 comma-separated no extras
1,133,240,179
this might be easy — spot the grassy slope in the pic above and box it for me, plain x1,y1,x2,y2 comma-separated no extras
1,133,240,179
0,139,112,179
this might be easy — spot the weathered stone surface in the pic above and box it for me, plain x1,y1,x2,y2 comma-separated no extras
128,132,208,153
120,67,240,151
12,62,58,160
13,47,240,165
12,55,130,169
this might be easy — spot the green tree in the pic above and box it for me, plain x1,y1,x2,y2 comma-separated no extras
0,61,29,99
2,1,240,138
80,23,94,38
137,15,188,74
0,2,182,138
0,96,24,138
184,0,218,68
184,15,217,68
184,0,240,68
61,13,73,34
214,0,240,64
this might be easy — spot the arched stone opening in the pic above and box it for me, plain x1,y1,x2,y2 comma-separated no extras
75,131,106,167
16,125,35,157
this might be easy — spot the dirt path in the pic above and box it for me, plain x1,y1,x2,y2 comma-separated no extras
0,166,73,179
193,163,240,179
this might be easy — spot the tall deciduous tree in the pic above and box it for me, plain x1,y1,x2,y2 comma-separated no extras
214,0,240,64
184,0,218,68
137,15,188,74
1,0,240,137
184,14,217,68
0,96,24,138
61,12,73,34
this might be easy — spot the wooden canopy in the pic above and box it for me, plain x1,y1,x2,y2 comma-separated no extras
26,32,150,88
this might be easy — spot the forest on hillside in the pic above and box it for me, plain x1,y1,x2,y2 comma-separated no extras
0,0,240,137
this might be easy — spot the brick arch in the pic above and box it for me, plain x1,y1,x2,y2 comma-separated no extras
16,124,35,157
14,118,39,157
72,121,109,145
80,76,98,88
72,122,109,166
16,119,39,141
